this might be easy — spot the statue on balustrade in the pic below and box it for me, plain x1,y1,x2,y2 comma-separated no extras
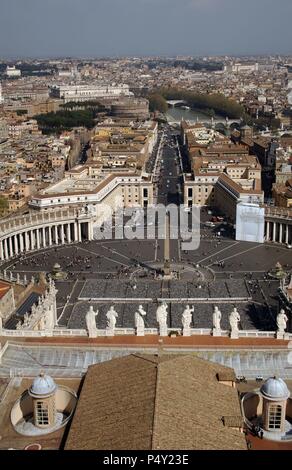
212,306,222,331
156,301,168,335
135,305,147,336
229,307,240,336
277,309,288,335
181,305,194,330
106,306,118,331
85,305,99,338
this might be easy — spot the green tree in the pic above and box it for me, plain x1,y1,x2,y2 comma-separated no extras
148,94,168,113
0,196,8,216
153,87,246,119
35,109,99,133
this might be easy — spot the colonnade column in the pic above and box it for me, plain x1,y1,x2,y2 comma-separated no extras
19,233,24,252
14,235,19,255
78,223,82,242
0,241,4,260
74,223,78,242
9,237,13,257
66,224,71,243
272,222,276,242
54,226,58,245
88,222,93,241
48,226,52,246
30,231,35,250
25,232,30,251
266,221,270,241
279,224,283,244
4,239,8,259
286,225,290,245
60,225,65,244
42,227,46,248
36,229,40,250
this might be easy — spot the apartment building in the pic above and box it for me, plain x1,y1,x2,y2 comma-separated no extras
182,122,264,222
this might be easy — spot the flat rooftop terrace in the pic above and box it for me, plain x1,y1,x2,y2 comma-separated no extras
42,178,103,195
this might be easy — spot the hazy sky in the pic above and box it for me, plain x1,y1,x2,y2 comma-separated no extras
0,0,291,58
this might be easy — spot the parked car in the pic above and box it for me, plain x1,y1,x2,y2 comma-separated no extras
205,221,215,227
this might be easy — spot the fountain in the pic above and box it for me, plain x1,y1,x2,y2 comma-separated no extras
51,262,67,281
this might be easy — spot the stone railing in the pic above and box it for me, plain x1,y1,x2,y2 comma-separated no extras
1,327,291,340
0,271,28,286
238,330,276,338
190,328,213,336
52,329,88,337
263,205,292,221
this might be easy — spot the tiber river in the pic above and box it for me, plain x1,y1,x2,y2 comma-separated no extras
166,106,221,123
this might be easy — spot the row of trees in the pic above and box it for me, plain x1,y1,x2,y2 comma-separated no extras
35,109,99,133
0,196,8,216
60,100,106,111
156,87,247,119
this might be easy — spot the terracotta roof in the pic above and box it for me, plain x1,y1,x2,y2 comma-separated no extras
65,354,246,450
222,416,244,428
217,371,236,382
218,173,263,195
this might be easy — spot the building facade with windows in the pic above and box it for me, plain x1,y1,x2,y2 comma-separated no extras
49,84,132,103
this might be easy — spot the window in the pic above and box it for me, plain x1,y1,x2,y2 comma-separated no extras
143,188,148,198
268,404,282,430
188,188,193,198
36,401,49,426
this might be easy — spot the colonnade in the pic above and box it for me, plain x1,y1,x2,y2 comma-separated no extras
265,219,292,245
0,211,92,261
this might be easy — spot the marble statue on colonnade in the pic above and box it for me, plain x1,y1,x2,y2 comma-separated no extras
276,309,288,339
106,306,118,336
23,313,30,327
135,305,146,336
181,305,194,336
212,306,222,337
44,306,55,333
229,307,240,339
85,305,99,338
156,301,168,337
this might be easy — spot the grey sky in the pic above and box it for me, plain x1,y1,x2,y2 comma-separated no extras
0,0,291,58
